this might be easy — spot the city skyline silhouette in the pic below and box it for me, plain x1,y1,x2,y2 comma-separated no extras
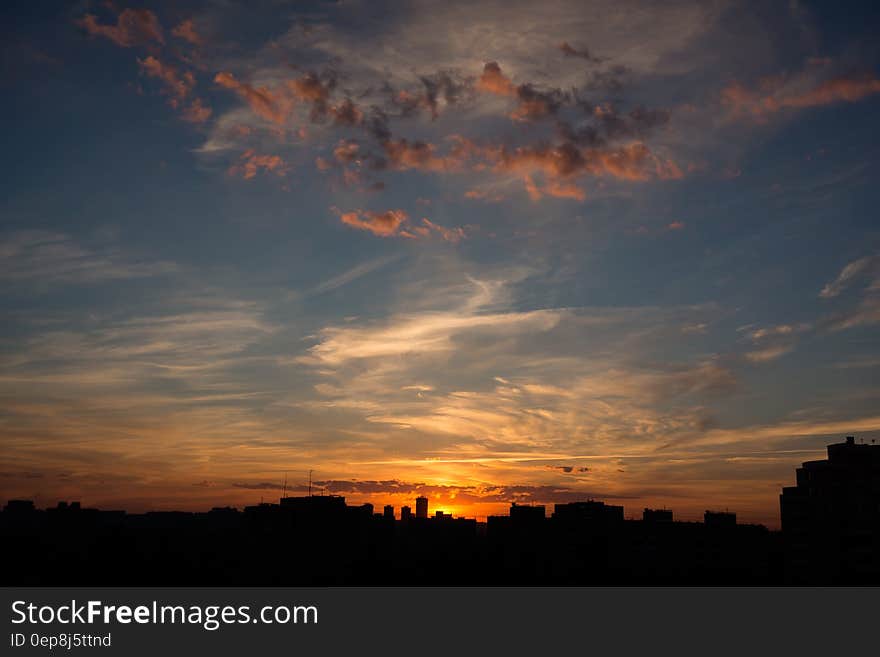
3,436,877,585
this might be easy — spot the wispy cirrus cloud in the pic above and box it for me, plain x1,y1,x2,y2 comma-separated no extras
818,255,880,332
0,231,177,285
294,271,734,460
825,295,880,332
739,322,811,363
0,286,283,488
309,254,404,296
722,63,880,122
819,255,876,298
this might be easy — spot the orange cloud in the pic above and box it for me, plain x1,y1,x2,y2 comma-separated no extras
521,175,586,201
329,98,364,126
371,134,681,197
475,63,564,122
288,73,331,103
722,75,880,120
509,85,566,122
334,209,467,242
180,98,212,123
76,9,164,48
287,72,345,123
783,76,880,107
667,221,686,230
502,143,618,179
337,209,409,237
383,139,464,173
214,72,290,125
495,142,585,178
588,144,648,180
214,70,355,127
228,150,289,179
172,19,202,46
523,174,543,201
138,55,194,102
333,139,360,164
545,180,587,201
492,142,682,194
510,97,553,122
181,98,212,123
138,56,211,123
587,143,682,181
477,62,516,96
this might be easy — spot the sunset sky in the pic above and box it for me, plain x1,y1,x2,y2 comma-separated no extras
2,0,879,526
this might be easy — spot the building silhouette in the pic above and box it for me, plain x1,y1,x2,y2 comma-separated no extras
704,510,736,529
280,494,346,515
780,436,880,583
509,502,546,522
643,508,673,523
415,496,428,519
554,500,624,526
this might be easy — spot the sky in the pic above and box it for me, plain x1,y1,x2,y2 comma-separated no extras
1,0,879,526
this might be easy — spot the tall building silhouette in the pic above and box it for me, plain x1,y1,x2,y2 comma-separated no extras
780,436,880,582
415,496,428,519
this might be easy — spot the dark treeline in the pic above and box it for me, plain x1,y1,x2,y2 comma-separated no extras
2,437,878,585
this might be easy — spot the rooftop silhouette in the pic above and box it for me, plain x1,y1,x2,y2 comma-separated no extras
2,436,877,585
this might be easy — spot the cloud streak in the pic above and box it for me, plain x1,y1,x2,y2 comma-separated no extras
0,231,178,285
723,72,880,121
334,208,468,242
819,256,875,298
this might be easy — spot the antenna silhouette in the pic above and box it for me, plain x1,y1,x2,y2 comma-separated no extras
281,472,288,501
308,469,313,497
